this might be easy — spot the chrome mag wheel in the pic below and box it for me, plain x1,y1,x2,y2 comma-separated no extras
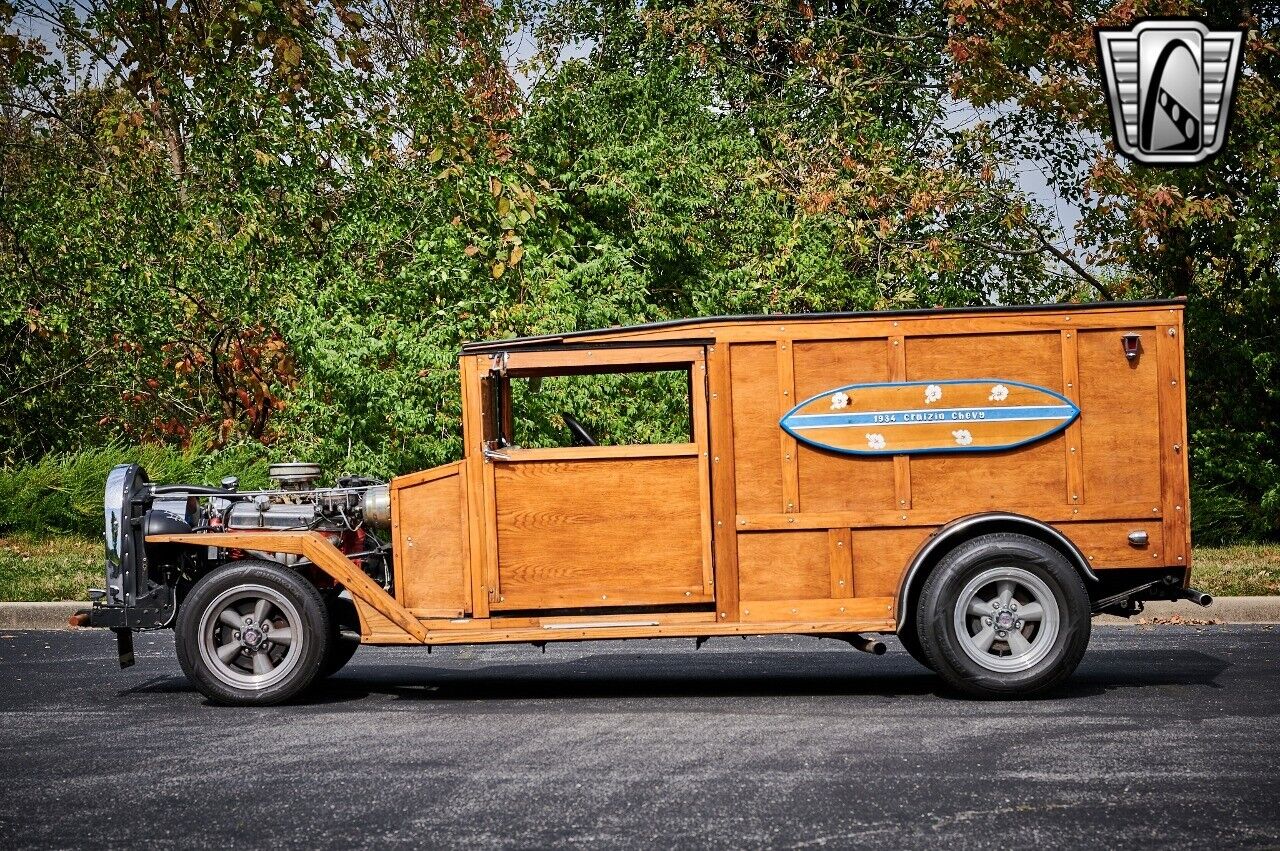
952,565,1061,674
197,584,304,691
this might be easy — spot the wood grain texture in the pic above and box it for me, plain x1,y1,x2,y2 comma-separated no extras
459,355,489,618
708,343,741,622
730,343,784,513
491,457,708,610
738,531,829,600
503,345,705,375
392,463,468,617
828,527,854,598
1060,330,1085,505
848,528,932,599
777,340,800,513
738,596,894,623
1077,328,1162,505
1054,520,1166,569
1156,324,1192,569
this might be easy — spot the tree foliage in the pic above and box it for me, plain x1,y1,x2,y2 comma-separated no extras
0,0,1276,540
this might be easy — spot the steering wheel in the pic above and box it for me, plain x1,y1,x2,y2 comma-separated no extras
561,412,598,447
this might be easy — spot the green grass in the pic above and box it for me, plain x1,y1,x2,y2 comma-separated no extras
1189,544,1280,597
0,534,1277,603
0,533,102,602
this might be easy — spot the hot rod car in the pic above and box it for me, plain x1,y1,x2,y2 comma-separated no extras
88,299,1210,704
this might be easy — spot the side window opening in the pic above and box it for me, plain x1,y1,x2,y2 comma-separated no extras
506,367,693,449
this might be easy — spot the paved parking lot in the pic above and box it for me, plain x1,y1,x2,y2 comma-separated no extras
1,625,1277,849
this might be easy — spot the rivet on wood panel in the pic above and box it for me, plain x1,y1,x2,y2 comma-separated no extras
1168,328,1176,336
685,591,692,596
717,520,723,526
1070,447,1077,453
1153,507,1160,512
744,609,750,616
1177,555,1184,561
899,499,906,506
1065,332,1072,339
893,321,899,326
785,453,792,460
791,608,798,614
838,580,845,587
900,514,908,520
836,541,843,547
788,517,796,524
840,607,846,613
1068,382,1074,388
1175,505,1182,511
720,612,727,618
1072,508,1079,514
783,390,789,396
714,456,720,462
712,393,718,399
893,340,900,346
1072,494,1079,501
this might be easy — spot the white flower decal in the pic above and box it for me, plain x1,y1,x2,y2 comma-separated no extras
865,433,887,450
952,429,973,446
924,384,943,404
830,391,850,410
989,384,1009,402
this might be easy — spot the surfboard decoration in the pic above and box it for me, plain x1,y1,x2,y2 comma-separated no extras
779,379,1080,456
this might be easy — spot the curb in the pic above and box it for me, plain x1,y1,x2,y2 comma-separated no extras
1092,596,1280,625
0,602,88,630
1,597,1279,630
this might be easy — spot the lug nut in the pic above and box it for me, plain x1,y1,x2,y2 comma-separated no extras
997,630,1007,638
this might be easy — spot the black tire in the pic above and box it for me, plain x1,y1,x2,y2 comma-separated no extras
176,560,330,706
897,622,934,670
917,533,1090,698
319,594,361,678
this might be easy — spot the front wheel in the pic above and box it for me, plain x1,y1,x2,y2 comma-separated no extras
917,533,1090,698
176,560,330,706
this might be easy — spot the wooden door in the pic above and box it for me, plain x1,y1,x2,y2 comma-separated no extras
484,346,715,612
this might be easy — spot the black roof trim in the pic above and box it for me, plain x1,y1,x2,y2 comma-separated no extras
460,298,1185,353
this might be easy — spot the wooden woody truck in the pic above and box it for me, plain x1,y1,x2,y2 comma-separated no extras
87,298,1210,704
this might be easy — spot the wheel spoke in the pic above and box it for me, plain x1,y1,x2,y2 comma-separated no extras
1017,602,1044,622
252,652,275,675
253,598,272,625
966,598,991,618
267,627,292,646
216,640,242,664
972,626,996,653
1006,630,1032,656
218,608,244,629
996,580,1015,608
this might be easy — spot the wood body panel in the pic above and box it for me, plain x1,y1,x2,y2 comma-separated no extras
491,456,709,610
730,343,784,513
738,531,830,600
391,462,469,617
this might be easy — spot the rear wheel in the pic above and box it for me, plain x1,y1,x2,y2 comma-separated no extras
897,623,934,670
176,560,329,706
917,533,1090,698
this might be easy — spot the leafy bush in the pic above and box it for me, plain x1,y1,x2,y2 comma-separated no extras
0,440,271,537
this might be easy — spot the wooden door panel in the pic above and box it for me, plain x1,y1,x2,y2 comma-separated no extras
492,455,709,610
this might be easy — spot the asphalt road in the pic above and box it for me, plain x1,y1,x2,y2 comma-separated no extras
1,626,1277,850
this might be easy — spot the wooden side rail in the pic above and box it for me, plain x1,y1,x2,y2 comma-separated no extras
146,531,429,643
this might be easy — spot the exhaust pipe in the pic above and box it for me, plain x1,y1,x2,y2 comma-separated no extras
841,633,887,655
1176,587,1214,607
